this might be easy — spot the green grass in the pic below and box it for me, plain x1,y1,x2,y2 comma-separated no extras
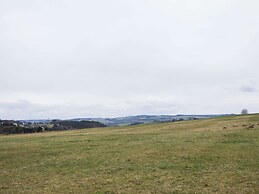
1,114,259,193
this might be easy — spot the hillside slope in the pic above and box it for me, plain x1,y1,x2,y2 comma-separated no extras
0,114,258,193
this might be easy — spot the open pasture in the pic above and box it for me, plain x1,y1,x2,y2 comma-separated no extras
0,114,259,193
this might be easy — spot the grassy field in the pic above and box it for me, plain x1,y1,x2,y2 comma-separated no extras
0,114,259,193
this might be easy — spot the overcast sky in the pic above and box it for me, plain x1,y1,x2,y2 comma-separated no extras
1,0,259,119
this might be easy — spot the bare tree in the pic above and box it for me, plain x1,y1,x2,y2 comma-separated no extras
241,109,248,115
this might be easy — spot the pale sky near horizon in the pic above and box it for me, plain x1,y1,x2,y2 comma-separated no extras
0,0,259,119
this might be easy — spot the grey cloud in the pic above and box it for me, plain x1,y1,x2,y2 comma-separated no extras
240,85,256,93
222,79,258,94
1,0,259,119
0,99,180,120
240,80,257,93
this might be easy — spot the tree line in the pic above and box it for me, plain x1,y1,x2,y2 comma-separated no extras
0,120,106,135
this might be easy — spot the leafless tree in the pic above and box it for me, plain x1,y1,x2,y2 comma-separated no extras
241,109,248,115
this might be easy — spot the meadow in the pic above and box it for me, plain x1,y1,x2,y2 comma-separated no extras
0,114,258,193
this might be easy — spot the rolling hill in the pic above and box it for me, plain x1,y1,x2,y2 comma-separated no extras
0,114,258,193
